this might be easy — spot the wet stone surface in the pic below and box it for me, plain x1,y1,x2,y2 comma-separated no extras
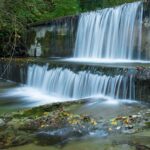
0,101,149,149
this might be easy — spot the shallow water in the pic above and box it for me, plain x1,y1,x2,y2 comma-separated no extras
8,131,150,150
0,79,149,150
0,79,147,115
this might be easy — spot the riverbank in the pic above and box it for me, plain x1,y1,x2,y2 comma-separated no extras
0,100,149,149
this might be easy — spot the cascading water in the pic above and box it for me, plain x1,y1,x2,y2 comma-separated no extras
74,1,143,60
6,1,142,105
27,64,135,100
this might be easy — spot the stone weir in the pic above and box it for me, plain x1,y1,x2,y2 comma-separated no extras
0,58,149,102
27,1,150,59
27,15,79,57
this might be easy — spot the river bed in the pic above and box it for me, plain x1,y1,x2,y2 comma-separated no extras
0,79,149,150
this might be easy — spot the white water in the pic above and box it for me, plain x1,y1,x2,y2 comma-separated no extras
27,64,135,100
74,1,143,60
59,58,150,64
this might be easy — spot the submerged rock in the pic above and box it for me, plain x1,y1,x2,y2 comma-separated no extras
0,101,149,148
0,129,32,149
121,128,137,134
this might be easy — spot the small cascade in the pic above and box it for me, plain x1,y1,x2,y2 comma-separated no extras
74,1,143,60
27,64,135,100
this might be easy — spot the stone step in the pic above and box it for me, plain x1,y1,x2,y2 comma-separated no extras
0,58,149,101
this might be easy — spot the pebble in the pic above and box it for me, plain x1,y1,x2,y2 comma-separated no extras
116,126,121,130
132,115,138,118
0,118,5,127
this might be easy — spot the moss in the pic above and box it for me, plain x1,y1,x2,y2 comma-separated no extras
145,122,150,128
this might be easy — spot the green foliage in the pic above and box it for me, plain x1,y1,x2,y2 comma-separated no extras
79,0,103,11
51,0,80,18
0,0,53,32
102,0,139,8
0,0,80,31
0,0,80,56
79,0,139,11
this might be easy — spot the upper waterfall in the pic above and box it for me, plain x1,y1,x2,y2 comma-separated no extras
74,1,143,60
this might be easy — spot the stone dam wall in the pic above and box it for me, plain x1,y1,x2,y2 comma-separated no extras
27,2,150,59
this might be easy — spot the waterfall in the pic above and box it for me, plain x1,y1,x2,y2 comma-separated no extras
74,1,143,60
27,64,135,100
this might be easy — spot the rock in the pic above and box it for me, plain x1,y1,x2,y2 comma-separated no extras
11,135,30,146
116,126,121,130
122,129,137,134
125,125,134,129
132,115,138,118
0,118,5,127
134,144,150,150
145,122,150,128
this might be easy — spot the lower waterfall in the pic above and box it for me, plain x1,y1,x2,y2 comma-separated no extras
27,64,135,100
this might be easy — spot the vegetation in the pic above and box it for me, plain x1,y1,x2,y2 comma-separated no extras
0,0,79,56
0,0,138,56
79,0,139,11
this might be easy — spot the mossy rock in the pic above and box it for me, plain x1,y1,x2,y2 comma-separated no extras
145,122,150,128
